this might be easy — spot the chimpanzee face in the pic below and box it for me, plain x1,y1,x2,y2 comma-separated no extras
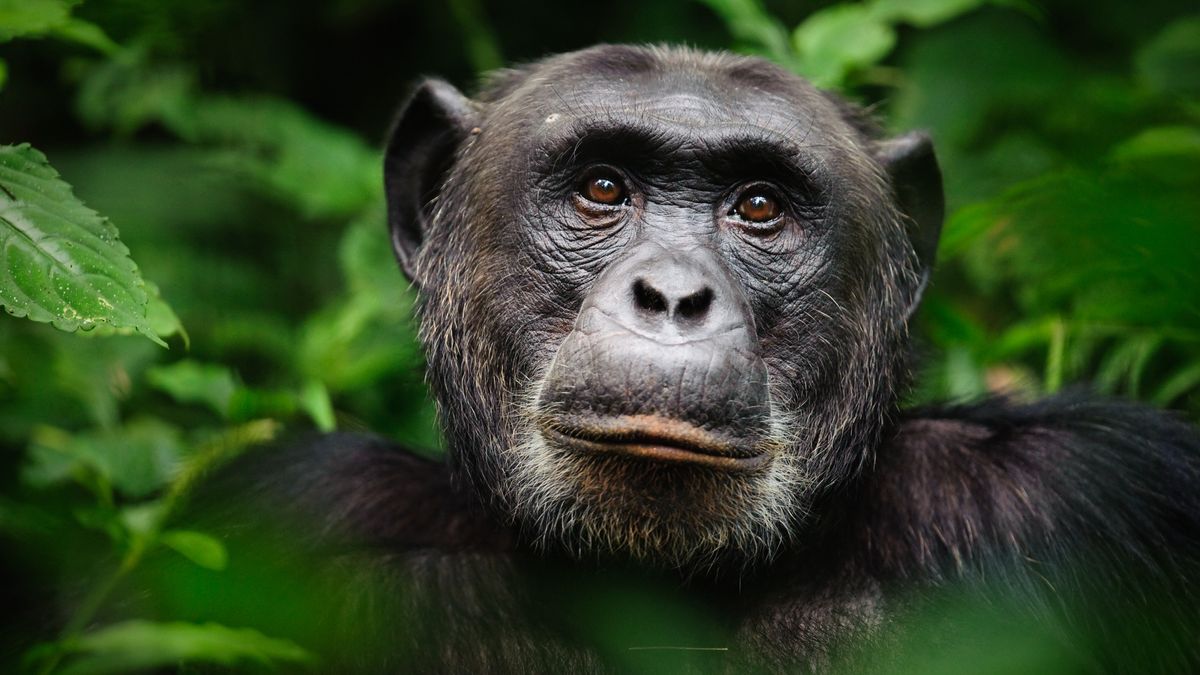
385,45,941,569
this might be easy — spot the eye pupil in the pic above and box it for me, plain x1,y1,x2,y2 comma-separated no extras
583,175,624,205
736,192,780,223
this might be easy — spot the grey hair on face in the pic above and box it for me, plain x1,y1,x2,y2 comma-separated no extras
491,375,813,572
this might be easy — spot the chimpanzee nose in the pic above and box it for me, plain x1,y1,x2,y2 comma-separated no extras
584,243,749,342
632,277,714,324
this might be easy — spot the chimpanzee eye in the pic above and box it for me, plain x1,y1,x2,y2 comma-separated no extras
579,172,626,205
734,191,781,223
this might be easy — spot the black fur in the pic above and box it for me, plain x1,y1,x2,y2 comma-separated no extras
182,45,1200,672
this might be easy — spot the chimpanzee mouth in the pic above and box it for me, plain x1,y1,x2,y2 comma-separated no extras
539,414,770,471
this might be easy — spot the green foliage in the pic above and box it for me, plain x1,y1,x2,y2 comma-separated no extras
0,144,173,345
76,57,380,219
0,0,75,41
0,0,1197,671
704,0,1000,86
38,620,312,674
0,0,116,52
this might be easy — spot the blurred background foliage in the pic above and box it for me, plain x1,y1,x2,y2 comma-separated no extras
0,0,1197,672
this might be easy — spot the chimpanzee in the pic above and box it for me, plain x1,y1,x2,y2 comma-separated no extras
194,45,1200,673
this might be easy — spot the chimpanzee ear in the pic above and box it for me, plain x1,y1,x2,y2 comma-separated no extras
384,78,478,284
875,131,944,317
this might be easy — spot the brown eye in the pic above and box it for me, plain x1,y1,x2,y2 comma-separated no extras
735,192,781,223
580,174,625,205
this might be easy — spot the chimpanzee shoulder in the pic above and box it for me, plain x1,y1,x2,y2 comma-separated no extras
867,393,1200,581
841,394,1200,669
190,433,513,554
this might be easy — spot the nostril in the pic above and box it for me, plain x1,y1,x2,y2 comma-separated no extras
675,287,714,321
632,278,669,315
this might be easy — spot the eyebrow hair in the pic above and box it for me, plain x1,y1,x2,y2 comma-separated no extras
533,115,824,196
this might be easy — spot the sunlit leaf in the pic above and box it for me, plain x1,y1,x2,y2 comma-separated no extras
119,501,165,537
1111,125,1200,183
51,620,313,674
146,360,237,418
0,144,164,345
0,0,72,41
871,0,986,27
24,418,184,499
1135,15,1200,97
160,530,228,571
1153,362,1200,407
50,17,119,54
298,379,336,432
699,0,796,67
793,4,896,86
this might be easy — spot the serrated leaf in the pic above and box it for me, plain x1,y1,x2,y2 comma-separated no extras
146,360,237,417
794,5,896,87
160,530,228,570
0,144,164,345
51,620,312,674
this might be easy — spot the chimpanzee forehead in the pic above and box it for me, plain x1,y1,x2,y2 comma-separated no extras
504,47,854,147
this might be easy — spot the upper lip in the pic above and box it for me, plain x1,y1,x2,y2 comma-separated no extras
539,413,769,471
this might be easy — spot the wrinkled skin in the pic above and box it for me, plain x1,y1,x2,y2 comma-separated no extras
177,45,1200,673
390,46,934,569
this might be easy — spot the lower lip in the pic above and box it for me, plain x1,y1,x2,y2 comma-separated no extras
542,428,769,472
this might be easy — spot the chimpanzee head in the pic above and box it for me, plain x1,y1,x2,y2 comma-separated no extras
384,45,942,570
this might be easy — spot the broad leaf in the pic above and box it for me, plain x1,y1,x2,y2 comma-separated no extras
160,530,228,570
0,0,71,41
147,360,238,417
794,5,896,86
0,144,164,345
24,418,184,499
1135,15,1200,97
52,621,312,674
699,0,797,67
871,0,987,27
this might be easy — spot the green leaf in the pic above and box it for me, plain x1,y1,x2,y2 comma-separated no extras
699,0,797,67
51,620,312,674
298,379,336,432
119,502,165,537
1110,126,1200,163
871,0,986,27
1135,15,1200,97
0,0,72,41
1153,361,1200,407
24,418,184,499
0,58,7,92
793,5,896,87
0,144,164,345
177,97,381,219
50,17,119,55
160,530,228,570
146,360,238,418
